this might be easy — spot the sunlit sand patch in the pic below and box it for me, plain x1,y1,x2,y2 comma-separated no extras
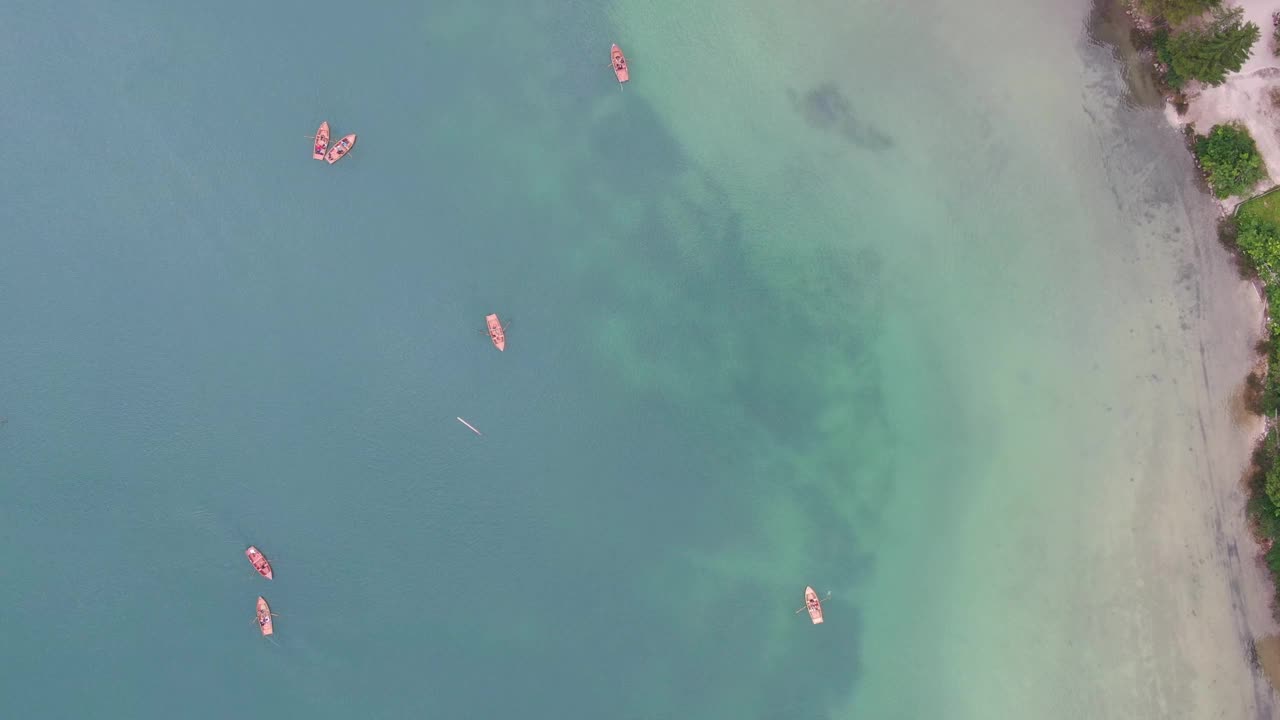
1252,635,1280,692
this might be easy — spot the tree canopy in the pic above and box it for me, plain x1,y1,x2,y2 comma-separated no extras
1194,122,1267,198
1141,0,1221,25
1158,7,1259,87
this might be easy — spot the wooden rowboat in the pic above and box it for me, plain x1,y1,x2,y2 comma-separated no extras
326,133,356,164
313,121,330,160
256,596,274,636
611,44,629,84
245,546,273,580
486,313,505,352
804,586,824,625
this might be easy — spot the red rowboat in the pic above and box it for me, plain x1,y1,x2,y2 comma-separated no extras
313,121,330,160
804,586,824,625
256,596,274,636
245,546,273,580
486,313,506,352
611,44,629,84
326,133,356,164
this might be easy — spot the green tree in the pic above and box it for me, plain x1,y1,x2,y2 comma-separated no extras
1194,122,1267,198
1141,0,1221,25
1153,29,1186,88
1163,7,1260,87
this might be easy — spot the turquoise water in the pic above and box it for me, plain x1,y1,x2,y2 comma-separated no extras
1,0,1272,717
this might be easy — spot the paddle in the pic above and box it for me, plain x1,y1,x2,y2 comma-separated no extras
794,591,832,614
457,416,483,436
476,318,513,337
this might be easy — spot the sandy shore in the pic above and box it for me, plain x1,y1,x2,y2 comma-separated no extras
1159,2,1280,713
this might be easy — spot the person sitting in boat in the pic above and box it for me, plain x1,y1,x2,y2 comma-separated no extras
259,616,268,626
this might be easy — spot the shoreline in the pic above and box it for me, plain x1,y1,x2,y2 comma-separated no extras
1114,0,1280,702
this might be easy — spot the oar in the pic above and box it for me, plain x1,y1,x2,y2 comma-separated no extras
476,318,513,336
794,592,832,614
250,614,283,631
457,416,483,436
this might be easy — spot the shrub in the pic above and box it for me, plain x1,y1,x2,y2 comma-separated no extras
1265,461,1280,514
1194,123,1267,198
1267,542,1280,582
1250,485,1280,536
1235,213,1280,276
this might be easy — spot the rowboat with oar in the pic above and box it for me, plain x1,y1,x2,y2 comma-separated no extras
804,586,824,624
312,121,330,160
611,44,629,84
245,546,273,579
256,596,274,636
326,133,356,164
486,313,506,352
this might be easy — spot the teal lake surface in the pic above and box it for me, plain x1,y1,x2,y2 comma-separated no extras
2,0,1273,718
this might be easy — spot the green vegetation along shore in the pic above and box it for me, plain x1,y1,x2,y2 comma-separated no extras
1232,190,1280,595
1194,122,1267,198
1150,3,1259,88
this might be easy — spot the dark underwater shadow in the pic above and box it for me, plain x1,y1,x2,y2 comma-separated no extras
525,36,893,720
396,2,893,717
788,83,894,151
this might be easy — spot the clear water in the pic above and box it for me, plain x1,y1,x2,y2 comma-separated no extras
0,0,1270,717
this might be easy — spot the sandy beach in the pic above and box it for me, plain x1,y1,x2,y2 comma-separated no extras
1153,1,1280,713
